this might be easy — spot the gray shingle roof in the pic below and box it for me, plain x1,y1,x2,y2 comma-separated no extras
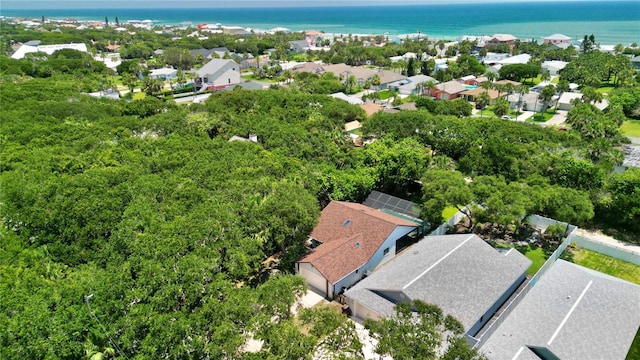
196,59,237,78
480,260,640,360
345,234,531,330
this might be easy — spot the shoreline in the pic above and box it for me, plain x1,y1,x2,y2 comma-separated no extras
2,2,639,45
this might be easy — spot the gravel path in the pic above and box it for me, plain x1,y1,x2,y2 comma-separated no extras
574,228,640,256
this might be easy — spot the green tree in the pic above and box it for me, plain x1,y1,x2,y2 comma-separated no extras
364,300,487,360
493,98,510,118
476,91,491,117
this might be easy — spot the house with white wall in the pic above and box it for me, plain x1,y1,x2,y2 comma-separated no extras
195,59,240,91
295,201,418,299
344,234,531,340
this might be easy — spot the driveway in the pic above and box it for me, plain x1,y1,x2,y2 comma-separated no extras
542,109,568,127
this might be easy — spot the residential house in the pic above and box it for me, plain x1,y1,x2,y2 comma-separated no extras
195,59,240,91
480,260,640,360
289,40,311,53
376,69,408,90
149,67,177,80
329,92,364,105
507,92,545,113
345,234,531,340
322,63,376,87
463,76,489,86
295,201,418,299
461,87,503,104
496,53,531,65
543,33,571,45
387,74,438,95
431,80,468,100
494,79,521,88
542,60,568,76
11,42,88,59
486,34,518,51
557,92,609,111
190,47,231,60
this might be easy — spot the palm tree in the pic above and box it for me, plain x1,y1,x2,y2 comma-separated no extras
515,84,529,121
371,74,381,91
476,91,491,118
422,80,436,97
537,84,556,119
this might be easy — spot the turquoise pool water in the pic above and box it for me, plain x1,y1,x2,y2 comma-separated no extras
464,85,479,89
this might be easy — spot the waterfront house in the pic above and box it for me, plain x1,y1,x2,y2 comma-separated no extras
544,33,571,45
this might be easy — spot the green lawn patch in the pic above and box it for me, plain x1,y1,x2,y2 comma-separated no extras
442,206,459,221
377,90,393,100
522,246,547,276
621,120,640,137
572,248,640,285
596,86,614,95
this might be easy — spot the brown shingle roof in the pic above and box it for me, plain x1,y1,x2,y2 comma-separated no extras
298,201,417,284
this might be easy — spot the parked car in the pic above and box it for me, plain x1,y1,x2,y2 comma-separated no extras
501,115,515,120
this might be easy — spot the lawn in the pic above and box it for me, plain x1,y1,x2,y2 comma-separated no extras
621,120,640,137
528,109,555,123
496,244,548,276
522,246,547,276
596,86,614,95
377,90,394,100
442,206,459,221
572,248,640,285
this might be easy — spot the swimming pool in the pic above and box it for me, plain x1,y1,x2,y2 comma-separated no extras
464,85,478,89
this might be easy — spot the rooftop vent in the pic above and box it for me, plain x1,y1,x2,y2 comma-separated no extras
343,219,351,227
355,242,360,247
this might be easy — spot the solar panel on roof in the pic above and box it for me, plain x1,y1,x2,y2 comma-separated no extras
363,191,422,219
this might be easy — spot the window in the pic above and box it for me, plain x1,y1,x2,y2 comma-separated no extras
383,247,390,255
355,269,359,274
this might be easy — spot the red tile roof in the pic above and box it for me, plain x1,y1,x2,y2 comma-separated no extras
298,201,417,284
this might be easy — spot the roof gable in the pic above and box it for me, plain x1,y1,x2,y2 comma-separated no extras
298,201,417,284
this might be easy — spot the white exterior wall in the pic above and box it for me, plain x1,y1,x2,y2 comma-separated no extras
332,225,416,297
201,62,240,88
297,262,331,298
210,67,240,87
349,299,382,322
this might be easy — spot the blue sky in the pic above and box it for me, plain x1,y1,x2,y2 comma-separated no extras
1,0,602,10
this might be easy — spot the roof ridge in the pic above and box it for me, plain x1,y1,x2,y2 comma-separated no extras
335,201,416,227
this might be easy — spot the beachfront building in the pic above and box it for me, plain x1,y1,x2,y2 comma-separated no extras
544,33,572,45
485,34,517,51
387,74,438,95
195,59,240,91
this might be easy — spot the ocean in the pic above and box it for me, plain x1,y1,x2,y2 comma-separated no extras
2,1,639,44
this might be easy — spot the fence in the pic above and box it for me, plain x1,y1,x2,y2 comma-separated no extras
471,215,577,349
428,209,467,236
570,234,640,265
